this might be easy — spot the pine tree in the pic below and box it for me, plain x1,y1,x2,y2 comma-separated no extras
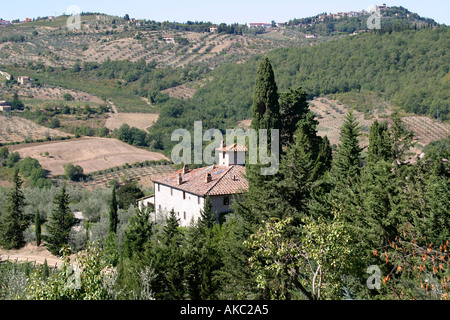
279,87,309,149
390,110,415,166
149,209,186,300
367,120,392,164
332,110,363,181
109,187,118,234
0,170,27,250
197,196,215,230
214,216,260,299
310,110,363,221
163,209,181,246
123,207,153,259
45,184,75,256
184,197,222,299
35,209,41,246
277,112,332,222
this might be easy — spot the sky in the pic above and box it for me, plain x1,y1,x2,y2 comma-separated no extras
1,0,449,25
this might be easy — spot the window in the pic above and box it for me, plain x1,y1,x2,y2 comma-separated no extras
183,191,186,199
171,187,173,196
223,196,230,205
184,211,186,220
157,183,160,192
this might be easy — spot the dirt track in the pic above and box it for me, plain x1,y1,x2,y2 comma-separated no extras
0,243,76,268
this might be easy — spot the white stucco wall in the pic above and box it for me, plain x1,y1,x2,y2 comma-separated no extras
154,182,204,227
153,183,243,227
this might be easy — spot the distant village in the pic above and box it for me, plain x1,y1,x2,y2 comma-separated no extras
245,4,390,38
0,15,56,26
246,4,390,30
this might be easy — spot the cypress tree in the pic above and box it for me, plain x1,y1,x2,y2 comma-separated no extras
109,187,118,234
0,169,27,250
238,57,282,226
43,258,49,278
35,209,41,246
250,57,281,133
45,183,75,256
247,57,281,185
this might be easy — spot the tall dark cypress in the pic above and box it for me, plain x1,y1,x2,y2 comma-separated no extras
0,169,27,250
250,57,281,133
35,209,41,246
238,57,283,226
109,187,118,234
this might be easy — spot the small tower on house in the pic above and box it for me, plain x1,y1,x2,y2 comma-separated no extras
216,140,247,166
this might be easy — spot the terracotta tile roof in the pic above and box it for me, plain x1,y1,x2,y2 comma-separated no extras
152,164,248,196
215,143,248,152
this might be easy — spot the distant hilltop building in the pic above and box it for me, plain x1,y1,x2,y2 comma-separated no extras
138,140,249,227
0,71,11,80
305,34,317,38
0,20,11,25
163,36,175,44
248,22,272,28
17,76,34,85
0,101,12,112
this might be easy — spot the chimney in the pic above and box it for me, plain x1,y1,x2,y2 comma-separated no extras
205,173,212,183
182,163,189,174
177,173,182,185
220,140,225,149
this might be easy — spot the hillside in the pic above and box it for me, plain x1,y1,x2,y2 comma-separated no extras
0,14,316,70
0,7,447,157
0,5,439,70
143,26,449,154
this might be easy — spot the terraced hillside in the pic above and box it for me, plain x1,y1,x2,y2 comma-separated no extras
0,15,320,70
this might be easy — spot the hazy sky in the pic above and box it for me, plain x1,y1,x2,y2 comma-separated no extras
1,0,449,25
